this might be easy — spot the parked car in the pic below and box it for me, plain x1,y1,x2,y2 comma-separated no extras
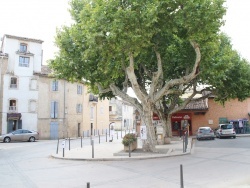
215,124,236,139
0,129,39,143
196,126,215,140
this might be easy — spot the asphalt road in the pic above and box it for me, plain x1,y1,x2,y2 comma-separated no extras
0,136,250,188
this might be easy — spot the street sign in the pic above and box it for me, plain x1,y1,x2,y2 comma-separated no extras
140,126,147,140
62,140,65,148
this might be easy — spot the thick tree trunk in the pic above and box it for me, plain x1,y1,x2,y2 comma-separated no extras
155,110,172,144
141,108,157,152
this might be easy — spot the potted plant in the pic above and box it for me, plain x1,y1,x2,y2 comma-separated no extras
122,133,137,151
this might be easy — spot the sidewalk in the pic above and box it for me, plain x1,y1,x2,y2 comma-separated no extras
51,137,194,161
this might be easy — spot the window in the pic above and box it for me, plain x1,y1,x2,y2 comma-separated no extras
51,80,58,91
30,79,37,90
77,85,82,95
19,56,30,67
76,104,82,113
29,100,37,112
100,106,104,115
51,101,58,118
9,100,17,111
20,43,27,53
90,107,94,120
10,77,17,88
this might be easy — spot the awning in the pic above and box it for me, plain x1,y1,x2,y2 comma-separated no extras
7,113,22,120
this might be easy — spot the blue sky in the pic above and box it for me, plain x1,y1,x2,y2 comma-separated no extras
0,0,249,63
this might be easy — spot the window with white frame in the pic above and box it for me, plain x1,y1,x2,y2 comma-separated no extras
77,85,82,95
29,100,37,112
50,101,58,118
100,106,104,115
51,80,58,91
90,107,94,120
19,56,30,67
30,78,37,90
20,43,27,53
76,104,82,113
9,99,17,111
10,77,17,89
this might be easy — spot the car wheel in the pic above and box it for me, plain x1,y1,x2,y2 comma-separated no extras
4,137,11,143
233,136,236,139
29,137,36,142
212,137,215,140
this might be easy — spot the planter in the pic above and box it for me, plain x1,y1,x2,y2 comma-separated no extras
164,137,171,144
124,141,137,152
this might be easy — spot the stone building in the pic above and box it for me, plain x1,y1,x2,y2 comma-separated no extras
36,66,110,139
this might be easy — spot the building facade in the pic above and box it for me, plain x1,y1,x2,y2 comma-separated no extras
171,97,250,136
37,69,110,139
0,34,110,139
109,98,134,131
0,34,43,134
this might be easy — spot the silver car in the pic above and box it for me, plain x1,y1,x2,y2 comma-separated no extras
196,126,215,140
215,124,236,139
0,129,39,143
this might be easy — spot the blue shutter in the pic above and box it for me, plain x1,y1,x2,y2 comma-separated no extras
50,101,54,118
55,102,58,118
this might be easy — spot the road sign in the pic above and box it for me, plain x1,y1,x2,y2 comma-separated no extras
140,126,147,140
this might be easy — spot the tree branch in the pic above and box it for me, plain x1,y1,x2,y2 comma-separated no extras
126,52,147,102
154,41,201,102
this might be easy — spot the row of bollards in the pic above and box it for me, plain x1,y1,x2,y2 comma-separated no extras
56,130,135,158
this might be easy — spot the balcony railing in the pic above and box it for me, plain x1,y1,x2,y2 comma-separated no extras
10,84,17,89
9,106,17,112
109,111,117,115
89,94,98,102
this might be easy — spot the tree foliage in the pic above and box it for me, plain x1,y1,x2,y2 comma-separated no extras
49,0,250,151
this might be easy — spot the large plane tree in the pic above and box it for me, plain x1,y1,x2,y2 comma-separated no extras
49,0,250,151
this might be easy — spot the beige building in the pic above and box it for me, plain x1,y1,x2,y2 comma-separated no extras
36,66,110,139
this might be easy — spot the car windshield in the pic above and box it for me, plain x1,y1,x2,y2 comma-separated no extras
199,128,211,132
221,124,233,129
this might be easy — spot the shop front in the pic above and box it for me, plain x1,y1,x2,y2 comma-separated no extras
7,113,22,133
171,113,192,136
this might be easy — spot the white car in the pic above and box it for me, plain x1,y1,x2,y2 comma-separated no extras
0,129,39,143
196,127,215,140
215,124,236,139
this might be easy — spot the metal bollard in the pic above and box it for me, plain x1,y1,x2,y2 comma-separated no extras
129,143,131,157
56,138,59,154
180,164,184,188
91,140,94,158
87,182,90,188
81,136,82,148
69,137,71,151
